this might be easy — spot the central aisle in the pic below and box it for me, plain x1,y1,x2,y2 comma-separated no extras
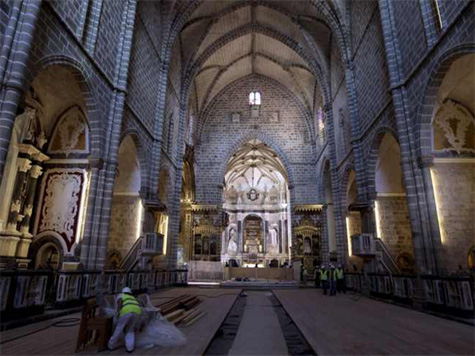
228,291,288,356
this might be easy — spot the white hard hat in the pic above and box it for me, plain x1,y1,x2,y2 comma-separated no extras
122,287,132,294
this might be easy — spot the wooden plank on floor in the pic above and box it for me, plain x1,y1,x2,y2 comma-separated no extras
273,289,475,356
0,288,241,356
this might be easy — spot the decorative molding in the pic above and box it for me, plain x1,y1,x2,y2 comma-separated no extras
17,144,50,162
376,193,407,197
35,168,88,254
433,100,475,154
45,159,90,165
48,106,90,156
293,204,323,213
433,157,475,164
192,204,219,212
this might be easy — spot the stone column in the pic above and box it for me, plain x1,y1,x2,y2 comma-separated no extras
262,220,267,254
0,1,41,181
321,205,329,265
19,164,42,235
16,164,43,261
279,220,283,254
379,0,439,274
81,0,138,270
238,220,243,253
6,158,32,233
0,157,31,260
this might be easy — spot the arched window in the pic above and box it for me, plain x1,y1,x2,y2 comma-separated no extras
249,91,261,106
317,106,326,143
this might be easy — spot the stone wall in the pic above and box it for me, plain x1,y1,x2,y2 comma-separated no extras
107,195,142,261
347,211,364,270
431,163,475,272
376,196,414,261
0,0,13,44
196,75,317,205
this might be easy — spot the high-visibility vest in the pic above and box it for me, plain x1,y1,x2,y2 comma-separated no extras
320,270,328,281
336,268,344,280
119,293,142,317
330,270,337,281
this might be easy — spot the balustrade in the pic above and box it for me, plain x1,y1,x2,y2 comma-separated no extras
0,269,188,320
345,272,474,316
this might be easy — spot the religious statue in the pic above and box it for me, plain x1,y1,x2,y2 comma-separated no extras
304,237,312,254
226,185,238,204
269,227,278,246
227,229,238,255
269,186,279,204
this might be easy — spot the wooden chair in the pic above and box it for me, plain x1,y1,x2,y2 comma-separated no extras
75,298,113,353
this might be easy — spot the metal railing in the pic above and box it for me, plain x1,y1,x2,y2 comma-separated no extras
345,272,474,317
0,269,188,319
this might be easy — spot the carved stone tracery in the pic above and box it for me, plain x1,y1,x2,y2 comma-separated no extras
433,100,475,154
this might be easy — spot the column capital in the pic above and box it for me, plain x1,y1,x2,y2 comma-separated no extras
29,165,43,179
17,158,32,172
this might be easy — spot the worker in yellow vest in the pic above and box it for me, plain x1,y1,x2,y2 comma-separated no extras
329,264,337,296
320,265,329,295
108,287,143,353
336,264,346,294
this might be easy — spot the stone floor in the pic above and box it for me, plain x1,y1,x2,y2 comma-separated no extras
0,287,473,356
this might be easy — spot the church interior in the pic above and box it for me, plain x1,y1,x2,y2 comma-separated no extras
0,0,474,355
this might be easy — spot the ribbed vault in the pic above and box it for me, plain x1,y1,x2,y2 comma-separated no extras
177,0,334,122
225,139,287,191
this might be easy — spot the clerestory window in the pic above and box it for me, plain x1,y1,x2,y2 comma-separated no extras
249,91,261,106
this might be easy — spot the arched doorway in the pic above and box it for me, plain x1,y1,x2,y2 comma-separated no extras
106,135,142,269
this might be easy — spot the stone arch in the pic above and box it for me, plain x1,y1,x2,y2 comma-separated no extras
29,234,64,270
106,135,144,267
417,45,475,273
318,157,332,201
416,44,475,157
217,131,296,190
47,105,90,157
369,130,414,270
340,162,357,210
25,55,101,156
321,158,337,256
118,130,149,195
366,127,401,197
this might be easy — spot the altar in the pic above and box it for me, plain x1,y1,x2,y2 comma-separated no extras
220,139,292,267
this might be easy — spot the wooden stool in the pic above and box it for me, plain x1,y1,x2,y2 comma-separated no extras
75,298,113,352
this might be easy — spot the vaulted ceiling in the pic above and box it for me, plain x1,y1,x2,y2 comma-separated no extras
225,139,287,191
177,1,334,118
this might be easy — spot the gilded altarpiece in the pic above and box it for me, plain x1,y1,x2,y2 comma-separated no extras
292,205,323,272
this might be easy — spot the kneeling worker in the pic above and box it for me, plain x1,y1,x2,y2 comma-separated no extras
108,287,143,353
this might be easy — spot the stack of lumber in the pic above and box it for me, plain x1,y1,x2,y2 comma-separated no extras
156,294,206,327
